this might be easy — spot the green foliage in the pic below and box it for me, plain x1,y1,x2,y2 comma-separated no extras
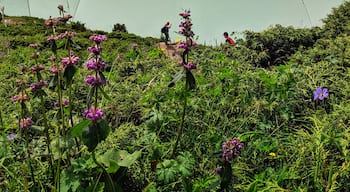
112,23,128,33
3,2,350,190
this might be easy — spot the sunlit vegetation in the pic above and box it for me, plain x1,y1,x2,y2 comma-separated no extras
1,2,350,191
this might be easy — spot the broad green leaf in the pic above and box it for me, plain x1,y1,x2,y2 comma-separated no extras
106,159,120,173
63,65,77,86
186,70,196,91
168,70,184,87
71,119,91,137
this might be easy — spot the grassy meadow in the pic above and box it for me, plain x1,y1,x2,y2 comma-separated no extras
1,2,350,192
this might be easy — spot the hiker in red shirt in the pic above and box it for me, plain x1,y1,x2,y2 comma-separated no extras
223,32,235,45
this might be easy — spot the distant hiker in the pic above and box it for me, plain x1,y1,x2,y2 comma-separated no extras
161,21,171,44
223,32,235,45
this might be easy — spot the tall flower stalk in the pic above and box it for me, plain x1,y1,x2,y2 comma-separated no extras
45,4,75,190
12,67,36,187
171,9,197,157
84,34,114,191
29,43,55,178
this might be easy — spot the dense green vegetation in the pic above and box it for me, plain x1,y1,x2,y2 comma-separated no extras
1,2,350,191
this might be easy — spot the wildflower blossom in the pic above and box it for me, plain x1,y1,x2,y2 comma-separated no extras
215,167,221,174
31,65,45,73
85,75,105,87
7,133,16,140
313,87,329,101
222,138,243,162
31,52,40,60
179,10,191,18
84,106,104,122
89,34,107,44
61,51,80,67
269,152,276,157
54,98,69,107
87,45,102,55
12,92,29,103
86,58,107,71
57,4,64,11
30,80,48,90
20,118,32,129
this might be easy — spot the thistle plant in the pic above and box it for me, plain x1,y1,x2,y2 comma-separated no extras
170,9,197,157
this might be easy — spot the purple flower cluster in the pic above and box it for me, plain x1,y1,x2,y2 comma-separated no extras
178,10,195,38
87,45,102,55
12,92,30,103
85,75,103,87
30,80,48,91
31,65,45,73
313,87,329,101
86,58,107,71
7,133,16,140
20,117,32,129
222,138,243,162
178,61,196,70
54,98,69,107
177,10,197,71
84,106,104,122
89,34,107,44
86,34,108,73
61,51,80,67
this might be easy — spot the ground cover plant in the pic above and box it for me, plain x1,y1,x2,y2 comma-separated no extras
1,2,350,192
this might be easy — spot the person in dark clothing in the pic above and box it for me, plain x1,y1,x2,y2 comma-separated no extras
161,21,171,44
223,32,235,45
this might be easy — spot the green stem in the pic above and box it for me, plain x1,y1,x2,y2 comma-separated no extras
55,70,65,192
172,83,188,158
0,107,3,128
92,150,115,192
68,83,81,153
40,95,55,180
25,129,36,187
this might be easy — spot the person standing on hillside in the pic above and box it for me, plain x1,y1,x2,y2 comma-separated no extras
161,21,172,44
223,32,235,45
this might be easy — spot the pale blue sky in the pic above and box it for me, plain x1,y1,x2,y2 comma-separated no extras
0,0,346,45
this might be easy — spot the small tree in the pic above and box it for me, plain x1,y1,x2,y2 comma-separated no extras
112,23,128,33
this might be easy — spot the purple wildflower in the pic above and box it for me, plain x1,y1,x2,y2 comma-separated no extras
7,133,16,140
12,92,29,103
30,80,48,90
86,58,107,71
85,75,103,87
61,51,80,67
222,138,243,162
179,10,191,18
84,106,104,122
215,167,221,174
57,4,64,11
313,87,329,101
20,118,32,129
31,52,40,60
31,65,45,73
87,45,102,55
49,65,63,74
54,98,69,107
89,34,107,44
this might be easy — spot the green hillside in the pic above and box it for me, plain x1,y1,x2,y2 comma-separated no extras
1,2,350,191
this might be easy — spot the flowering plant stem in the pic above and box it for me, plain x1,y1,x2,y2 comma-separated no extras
40,94,54,178
92,150,116,192
172,83,188,158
